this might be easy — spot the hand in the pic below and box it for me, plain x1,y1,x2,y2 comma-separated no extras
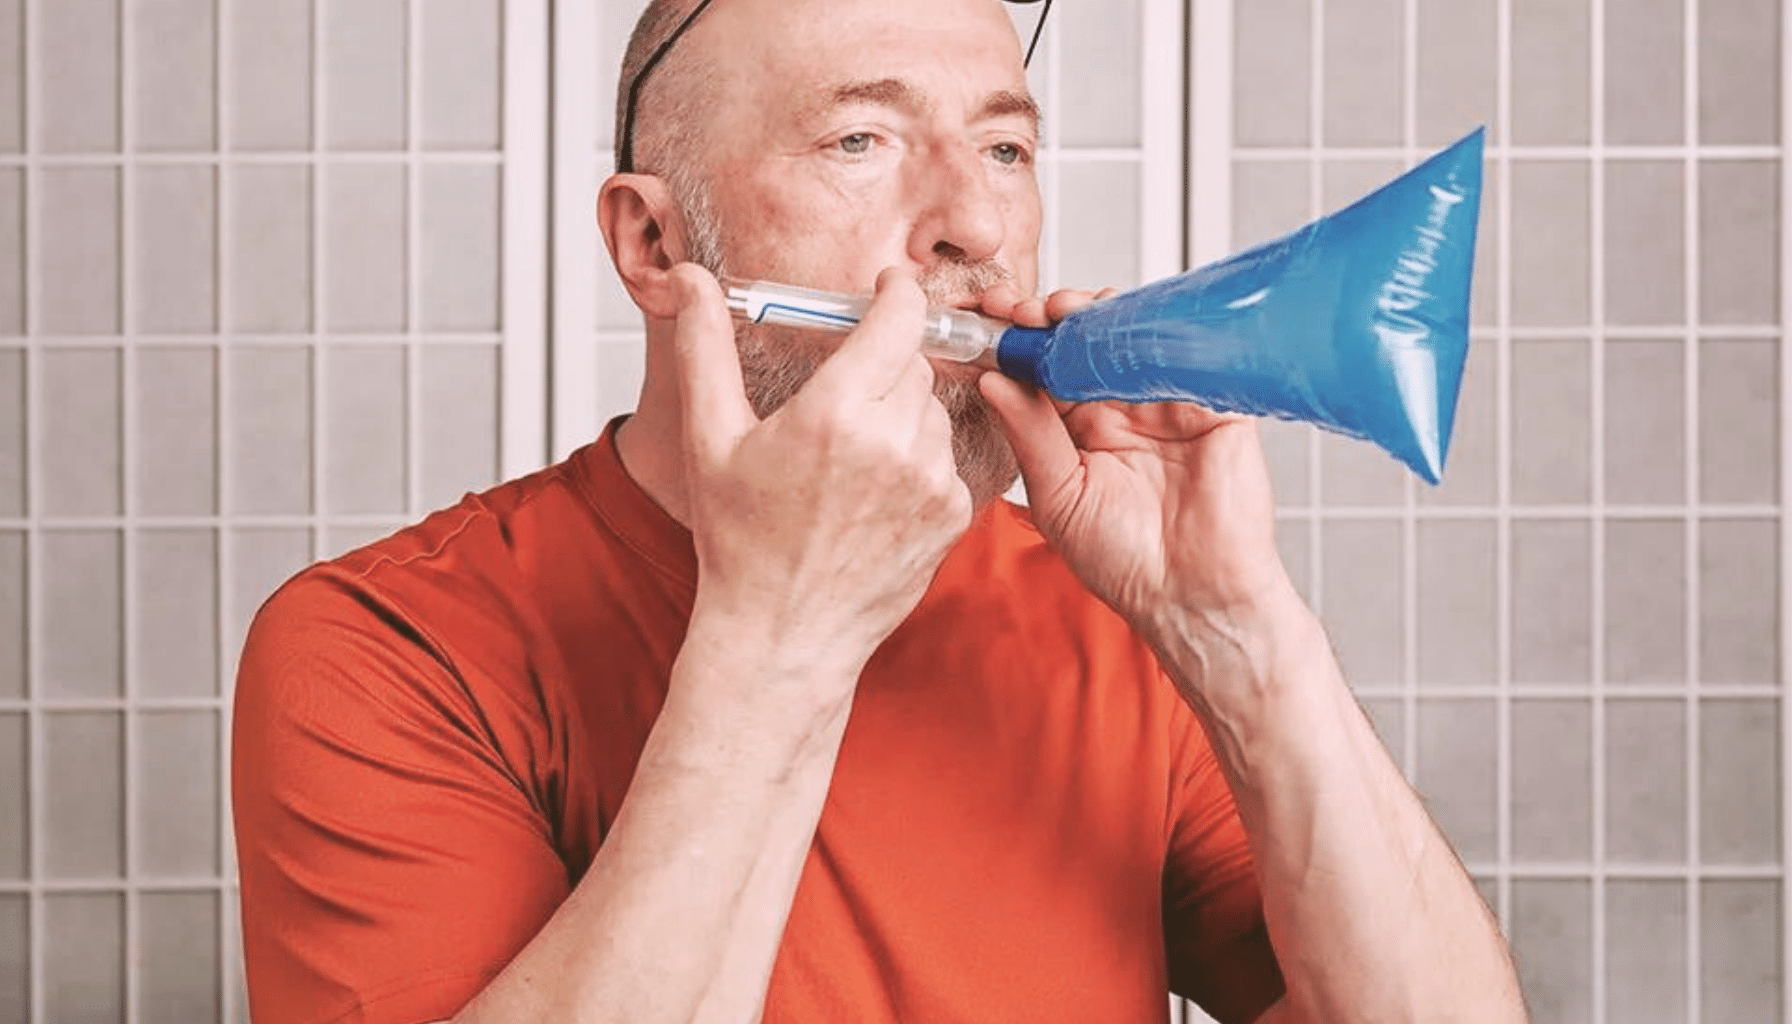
976,287,1304,664
670,264,974,686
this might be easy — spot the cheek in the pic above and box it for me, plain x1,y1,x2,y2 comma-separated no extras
719,170,914,288
1003,185,1044,291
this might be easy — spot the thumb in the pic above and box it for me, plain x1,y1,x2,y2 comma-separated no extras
978,371,1082,508
668,263,755,464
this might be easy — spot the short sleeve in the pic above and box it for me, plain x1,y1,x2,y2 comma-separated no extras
1161,712,1286,1024
232,570,573,1024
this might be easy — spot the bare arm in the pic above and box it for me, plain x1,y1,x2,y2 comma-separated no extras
454,267,971,1024
453,619,856,1024
979,286,1526,1024
1148,593,1522,1024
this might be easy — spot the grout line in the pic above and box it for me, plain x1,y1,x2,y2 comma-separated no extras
406,0,424,522
0,150,507,167
118,0,141,1015
6,321,1781,350
1274,685,1786,702
5,144,1783,168
11,685,1788,711
1304,0,1325,631
1269,503,1783,519
310,0,330,558
20,0,45,1014
0,861,1772,888
1463,862,1786,881
0,697,240,713
1588,0,1608,1017
1780,0,1792,1017
14,503,1786,529
214,0,237,1018
1228,143,1780,162
1390,0,1419,792
0,331,508,347
1494,0,1515,935
22,0,42,1015
1399,0,1420,805
0,878,288,895
1682,0,1704,1019
2,513,420,530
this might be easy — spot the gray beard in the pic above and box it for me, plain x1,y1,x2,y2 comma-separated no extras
734,319,1022,509
673,183,1021,507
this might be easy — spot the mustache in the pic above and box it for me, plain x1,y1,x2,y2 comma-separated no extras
916,256,1015,307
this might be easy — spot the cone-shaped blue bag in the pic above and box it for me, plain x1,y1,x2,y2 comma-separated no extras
997,128,1486,484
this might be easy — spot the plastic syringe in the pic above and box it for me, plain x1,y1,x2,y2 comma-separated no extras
721,276,1007,365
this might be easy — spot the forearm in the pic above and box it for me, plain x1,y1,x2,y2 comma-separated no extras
453,615,859,1024
1150,594,1526,1024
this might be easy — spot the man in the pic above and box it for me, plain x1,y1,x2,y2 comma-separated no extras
233,0,1529,1021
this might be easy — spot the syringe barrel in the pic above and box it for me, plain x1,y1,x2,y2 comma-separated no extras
721,277,1005,364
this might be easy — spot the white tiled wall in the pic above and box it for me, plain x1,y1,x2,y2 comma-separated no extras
1,0,1782,1022
0,0,546,1020
1226,0,1787,1021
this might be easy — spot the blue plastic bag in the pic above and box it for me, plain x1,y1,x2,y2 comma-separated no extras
996,128,1486,484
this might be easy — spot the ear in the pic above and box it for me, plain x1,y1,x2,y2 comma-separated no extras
598,173,693,320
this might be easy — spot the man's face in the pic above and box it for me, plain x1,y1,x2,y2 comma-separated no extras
672,0,1044,504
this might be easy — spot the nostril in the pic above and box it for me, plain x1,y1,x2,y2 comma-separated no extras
933,241,968,261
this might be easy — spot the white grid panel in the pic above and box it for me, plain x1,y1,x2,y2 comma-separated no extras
1203,0,1789,1022
0,0,550,1020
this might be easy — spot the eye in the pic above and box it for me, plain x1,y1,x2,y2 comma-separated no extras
838,132,875,155
990,142,1029,166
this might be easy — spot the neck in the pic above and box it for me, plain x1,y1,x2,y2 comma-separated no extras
613,318,696,526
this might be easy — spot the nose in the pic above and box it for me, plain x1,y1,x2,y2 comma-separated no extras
907,145,1006,270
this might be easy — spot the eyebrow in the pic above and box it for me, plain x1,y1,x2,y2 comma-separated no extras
975,89,1042,132
823,78,1042,134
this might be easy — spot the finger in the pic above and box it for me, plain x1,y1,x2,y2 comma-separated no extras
668,263,756,462
1043,287,1109,323
915,389,955,457
1005,295,1052,329
978,371,1083,506
880,350,938,420
806,267,928,399
974,281,1027,322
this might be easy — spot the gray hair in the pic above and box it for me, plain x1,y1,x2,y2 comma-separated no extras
615,0,727,273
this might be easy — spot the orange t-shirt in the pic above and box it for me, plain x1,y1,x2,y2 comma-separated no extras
233,423,1284,1024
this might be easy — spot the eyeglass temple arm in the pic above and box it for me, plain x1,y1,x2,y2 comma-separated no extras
1023,0,1054,67
618,0,720,174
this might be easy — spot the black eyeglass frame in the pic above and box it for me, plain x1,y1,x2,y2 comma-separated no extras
616,0,1056,174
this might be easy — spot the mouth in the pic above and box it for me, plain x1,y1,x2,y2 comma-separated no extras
916,259,1016,314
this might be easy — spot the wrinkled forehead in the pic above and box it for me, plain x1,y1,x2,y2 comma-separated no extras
690,0,1033,122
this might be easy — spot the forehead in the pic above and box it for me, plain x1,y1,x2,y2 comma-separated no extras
691,0,1032,117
